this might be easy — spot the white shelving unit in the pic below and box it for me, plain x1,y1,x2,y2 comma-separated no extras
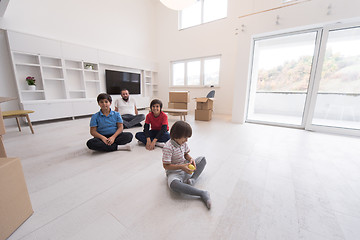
40,56,66,100
10,51,100,121
83,61,100,99
65,59,85,99
6,30,157,122
143,70,158,98
12,52,45,101
12,52,101,102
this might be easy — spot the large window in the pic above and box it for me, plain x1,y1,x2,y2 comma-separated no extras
179,0,227,29
247,31,318,126
171,56,221,87
246,23,360,136
311,27,360,130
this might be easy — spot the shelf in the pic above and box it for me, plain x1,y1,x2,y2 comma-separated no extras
45,80,67,100
44,78,65,81
15,64,43,91
69,90,86,93
42,66,64,79
41,56,62,67
85,81,100,98
84,62,98,71
84,70,99,81
85,80,100,83
142,70,158,98
21,91,45,101
42,65,63,69
13,52,39,65
15,63,40,67
69,91,86,99
84,69,98,72
66,68,82,71
21,90,45,93
65,60,82,69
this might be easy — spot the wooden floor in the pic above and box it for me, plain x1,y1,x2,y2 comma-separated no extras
3,114,360,240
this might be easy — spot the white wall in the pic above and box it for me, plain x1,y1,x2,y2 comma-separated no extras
0,0,156,59
154,0,360,122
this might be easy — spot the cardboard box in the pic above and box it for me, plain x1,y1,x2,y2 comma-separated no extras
169,91,190,103
0,158,33,240
196,98,214,110
168,112,188,117
0,111,6,158
0,111,4,135
195,109,212,121
1,97,17,157
168,102,188,109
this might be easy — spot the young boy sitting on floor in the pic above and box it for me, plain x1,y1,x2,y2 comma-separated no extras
87,93,133,152
135,99,170,150
162,120,211,209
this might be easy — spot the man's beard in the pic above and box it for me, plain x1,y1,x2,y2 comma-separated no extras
123,97,129,101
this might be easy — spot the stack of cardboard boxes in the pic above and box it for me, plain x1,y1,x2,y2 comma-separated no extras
0,97,33,240
195,97,214,121
168,91,189,117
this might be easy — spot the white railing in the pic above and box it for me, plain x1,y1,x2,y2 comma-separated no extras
252,92,360,121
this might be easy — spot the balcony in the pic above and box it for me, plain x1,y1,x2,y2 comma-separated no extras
247,92,360,130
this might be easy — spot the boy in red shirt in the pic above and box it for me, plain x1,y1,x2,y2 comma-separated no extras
135,99,170,150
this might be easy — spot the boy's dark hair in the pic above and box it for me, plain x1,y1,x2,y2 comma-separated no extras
150,99,163,110
170,121,192,139
97,93,112,103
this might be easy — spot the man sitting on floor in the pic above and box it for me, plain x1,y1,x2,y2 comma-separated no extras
115,88,145,128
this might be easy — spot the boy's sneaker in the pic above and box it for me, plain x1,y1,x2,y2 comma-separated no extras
118,144,133,151
138,140,145,145
155,142,165,148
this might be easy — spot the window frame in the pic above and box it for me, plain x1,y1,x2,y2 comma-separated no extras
178,0,228,30
170,55,221,87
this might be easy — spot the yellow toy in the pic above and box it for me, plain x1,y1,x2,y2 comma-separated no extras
188,164,195,171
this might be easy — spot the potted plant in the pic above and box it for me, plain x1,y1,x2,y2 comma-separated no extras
84,63,93,70
26,76,36,90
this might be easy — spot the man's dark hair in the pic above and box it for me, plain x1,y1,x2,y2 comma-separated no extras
97,93,112,103
170,121,192,139
150,99,163,110
120,88,128,94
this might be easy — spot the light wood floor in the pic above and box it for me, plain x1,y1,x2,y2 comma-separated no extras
3,114,360,240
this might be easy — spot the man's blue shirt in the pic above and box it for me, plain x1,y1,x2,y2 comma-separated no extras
90,109,123,136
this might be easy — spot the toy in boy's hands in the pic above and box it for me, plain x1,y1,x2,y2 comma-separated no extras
188,164,196,172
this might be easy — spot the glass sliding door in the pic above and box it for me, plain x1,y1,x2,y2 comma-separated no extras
310,26,360,131
247,31,318,126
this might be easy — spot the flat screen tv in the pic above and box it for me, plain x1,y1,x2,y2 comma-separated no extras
105,69,141,94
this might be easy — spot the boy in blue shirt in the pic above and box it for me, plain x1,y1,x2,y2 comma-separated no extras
87,93,133,152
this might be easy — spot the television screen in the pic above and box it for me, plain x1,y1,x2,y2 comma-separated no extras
105,69,141,94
